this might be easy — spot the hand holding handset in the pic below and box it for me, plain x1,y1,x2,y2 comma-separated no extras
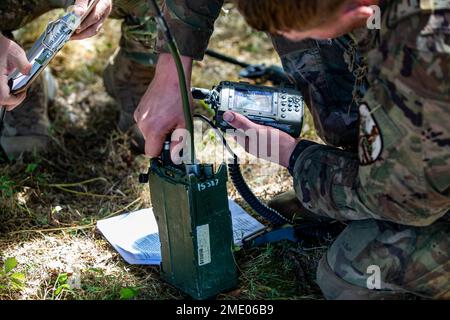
7,0,100,95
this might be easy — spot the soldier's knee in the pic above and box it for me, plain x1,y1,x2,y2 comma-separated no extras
316,254,407,300
318,219,450,299
317,220,411,299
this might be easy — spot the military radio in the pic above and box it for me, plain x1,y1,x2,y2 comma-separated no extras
140,0,238,300
192,81,304,138
144,153,238,299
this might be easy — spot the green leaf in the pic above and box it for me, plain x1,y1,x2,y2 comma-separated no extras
57,273,68,284
26,163,38,174
10,272,25,282
54,286,62,296
232,244,242,253
4,257,17,273
119,287,138,300
55,283,70,296
10,279,24,290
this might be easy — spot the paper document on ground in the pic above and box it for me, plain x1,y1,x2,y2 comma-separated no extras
228,199,265,246
97,199,265,265
96,208,161,264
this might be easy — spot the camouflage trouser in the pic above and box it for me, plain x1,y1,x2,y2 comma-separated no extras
318,217,450,299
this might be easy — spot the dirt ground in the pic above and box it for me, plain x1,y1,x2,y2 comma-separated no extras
0,4,332,300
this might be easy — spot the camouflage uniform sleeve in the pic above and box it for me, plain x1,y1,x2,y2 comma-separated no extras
156,0,224,60
0,0,66,31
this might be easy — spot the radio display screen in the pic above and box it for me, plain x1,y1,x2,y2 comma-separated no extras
234,89,274,113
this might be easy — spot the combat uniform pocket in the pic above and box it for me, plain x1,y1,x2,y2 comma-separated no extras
357,84,408,196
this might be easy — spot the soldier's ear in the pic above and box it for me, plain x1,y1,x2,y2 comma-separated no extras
339,2,375,29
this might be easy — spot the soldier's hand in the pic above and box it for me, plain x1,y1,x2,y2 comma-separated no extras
222,111,297,168
0,34,31,110
72,0,112,40
134,53,194,158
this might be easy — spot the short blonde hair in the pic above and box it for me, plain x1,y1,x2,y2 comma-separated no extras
235,0,347,33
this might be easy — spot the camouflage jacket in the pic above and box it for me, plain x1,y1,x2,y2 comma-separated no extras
159,0,450,225
353,0,450,224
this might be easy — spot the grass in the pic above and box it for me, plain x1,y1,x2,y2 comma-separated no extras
0,4,327,300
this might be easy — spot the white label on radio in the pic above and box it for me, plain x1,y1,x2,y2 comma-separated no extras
197,224,211,266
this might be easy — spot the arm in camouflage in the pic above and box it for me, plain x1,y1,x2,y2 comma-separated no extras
290,4,450,227
0,0,69,31
155,0,224,60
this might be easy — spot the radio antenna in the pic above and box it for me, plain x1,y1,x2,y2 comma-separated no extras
148,0,195,164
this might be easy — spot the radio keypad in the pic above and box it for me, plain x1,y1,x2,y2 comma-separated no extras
279,92,303,120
